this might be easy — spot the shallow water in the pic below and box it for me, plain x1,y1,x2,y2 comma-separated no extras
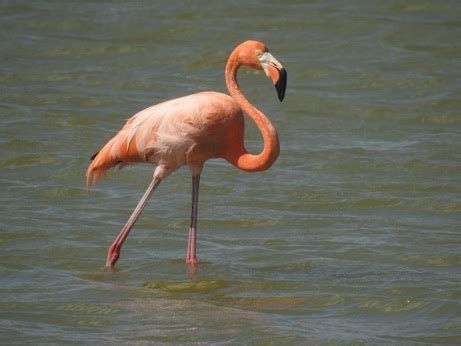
1,0,460,344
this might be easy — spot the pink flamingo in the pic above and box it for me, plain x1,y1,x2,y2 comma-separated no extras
86,40,287,267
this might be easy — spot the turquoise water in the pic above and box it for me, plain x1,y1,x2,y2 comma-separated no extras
1,1,460,344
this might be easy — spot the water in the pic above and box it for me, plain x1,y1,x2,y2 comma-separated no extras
1,0,460,344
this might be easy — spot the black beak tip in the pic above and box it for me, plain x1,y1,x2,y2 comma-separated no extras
275,68,287,102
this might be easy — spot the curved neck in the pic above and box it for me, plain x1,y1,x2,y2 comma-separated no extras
225,52,280,172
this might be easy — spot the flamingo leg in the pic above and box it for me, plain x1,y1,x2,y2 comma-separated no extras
186,175,200,265
106,177,161,267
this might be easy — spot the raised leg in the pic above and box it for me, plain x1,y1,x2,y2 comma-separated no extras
106,177,161,267
186,174,200,265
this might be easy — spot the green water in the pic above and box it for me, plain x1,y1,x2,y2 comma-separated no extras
1,0,460,344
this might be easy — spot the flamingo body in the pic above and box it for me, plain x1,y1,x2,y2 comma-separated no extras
87,92,244,184
87,40,287,267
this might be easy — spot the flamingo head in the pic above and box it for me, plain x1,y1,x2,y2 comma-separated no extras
235,40,287,102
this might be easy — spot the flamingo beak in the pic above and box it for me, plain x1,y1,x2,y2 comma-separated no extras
275,68,287,102
259,52,287,102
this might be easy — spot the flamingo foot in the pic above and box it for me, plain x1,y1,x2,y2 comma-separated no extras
106,244,120,268
186,257,198,265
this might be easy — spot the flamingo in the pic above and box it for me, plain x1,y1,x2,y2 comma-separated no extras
86,40,287,267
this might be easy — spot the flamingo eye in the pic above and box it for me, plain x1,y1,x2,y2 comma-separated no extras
255,49,263,58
